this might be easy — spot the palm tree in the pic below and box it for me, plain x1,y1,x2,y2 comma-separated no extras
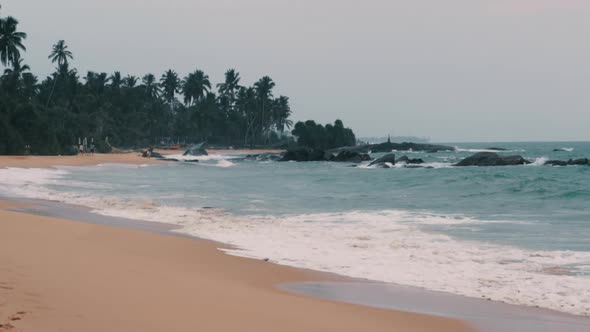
217,69,241,104
0,16,27,67
181,69,211,106
109,71,122,89
85,71,109,96
2,57,29,92
123,75,138,88
48,40,73,67
21,72,39,99
141,73,160,99
254,76,275,142
160,69,180,107
272,96,292,135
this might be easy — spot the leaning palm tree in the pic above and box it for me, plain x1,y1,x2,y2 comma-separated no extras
160,69,180,107
0,16,27,67
141,73,160,99
48,40,73,67
182,69,211,106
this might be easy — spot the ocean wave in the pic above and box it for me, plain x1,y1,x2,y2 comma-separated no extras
528,157,549,166
455,147,526,153
2,167,590,316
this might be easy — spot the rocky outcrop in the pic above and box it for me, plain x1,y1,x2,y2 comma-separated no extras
396,156,425,164
370,142,454,153
369,153,396,166
486,147,507,151
280,148,370,163
545,158,589,166
454,152,531,167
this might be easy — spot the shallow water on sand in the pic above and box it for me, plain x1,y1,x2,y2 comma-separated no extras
1,141,589,316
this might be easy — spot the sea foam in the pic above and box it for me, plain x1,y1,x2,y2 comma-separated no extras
1,166,590,316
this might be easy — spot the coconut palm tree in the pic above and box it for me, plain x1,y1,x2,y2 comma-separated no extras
141,73,160,99
1,57,29,92
217,69,241,104
123,75,138,88
109,71,123,89
21,72,39,99
272,95,292,135
48,40,73,67
181,69,211,106
160,69,180,107
254,76,275,142
0,16,27,67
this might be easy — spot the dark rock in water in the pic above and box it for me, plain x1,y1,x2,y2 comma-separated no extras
454,152,531,166
280,148,369,163
570,158,589,165
552,148,568,152
544,160,568,166
327,145,372,155
160,158,179,162
397,156,425,164
183,147,208,157
487,147,508,151
370,142,454,153
279,148,325,162
330,150,371,163
369,153,396,166
544,158,589,166
184,159,200,163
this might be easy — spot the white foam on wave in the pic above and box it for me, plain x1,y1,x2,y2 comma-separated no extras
529,157,549,167
455,147,525,153
1,166,589,316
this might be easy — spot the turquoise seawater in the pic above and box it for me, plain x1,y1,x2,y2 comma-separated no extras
1,141,589,315
57,142,590,251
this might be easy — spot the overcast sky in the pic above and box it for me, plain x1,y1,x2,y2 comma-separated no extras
3,0,590,142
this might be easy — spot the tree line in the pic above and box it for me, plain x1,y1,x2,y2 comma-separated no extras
0,14,295,155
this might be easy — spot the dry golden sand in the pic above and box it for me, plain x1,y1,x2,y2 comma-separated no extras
0,156,475,332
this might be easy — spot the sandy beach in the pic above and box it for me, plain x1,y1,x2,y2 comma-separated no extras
0,155,474,332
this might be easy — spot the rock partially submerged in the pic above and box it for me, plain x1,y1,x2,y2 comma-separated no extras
397,156,425,164
455,152,531,167
370,142,454,153
545,158,589,166
279,148,370,163
369,153,396,166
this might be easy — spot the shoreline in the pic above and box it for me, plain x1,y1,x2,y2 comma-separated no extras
0,197,474,332
0,153,475,331
2,153,589,331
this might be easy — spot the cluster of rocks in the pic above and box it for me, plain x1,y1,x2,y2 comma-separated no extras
369,142,454,153
454,152,531,167
544,158,589,166
367,153,425,168
454,152,590,167
279,148,371,163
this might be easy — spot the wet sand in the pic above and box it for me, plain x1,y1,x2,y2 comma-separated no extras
0,194,473,331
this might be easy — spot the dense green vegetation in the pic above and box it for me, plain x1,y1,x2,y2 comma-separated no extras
292,120,356,150
0,14,296,155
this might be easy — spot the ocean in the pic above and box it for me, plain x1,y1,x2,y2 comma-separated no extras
1,141,589,316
